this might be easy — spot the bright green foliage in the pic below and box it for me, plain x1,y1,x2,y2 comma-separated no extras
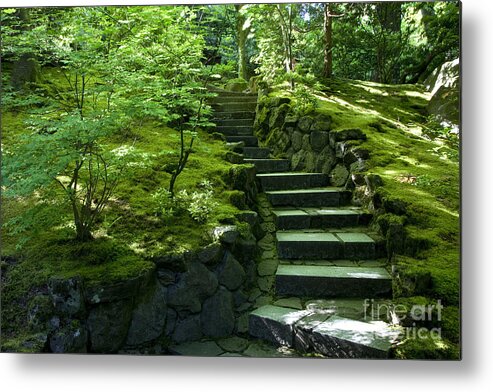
1,3,460,358
238,2,459,85
2,6,219,241
152,179,218,223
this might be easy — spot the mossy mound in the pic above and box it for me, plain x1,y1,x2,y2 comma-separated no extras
1,69,250,344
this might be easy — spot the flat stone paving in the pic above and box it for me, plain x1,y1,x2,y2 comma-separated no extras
168,337,299,358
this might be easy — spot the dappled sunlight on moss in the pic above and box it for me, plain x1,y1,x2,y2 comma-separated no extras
308,79,460,344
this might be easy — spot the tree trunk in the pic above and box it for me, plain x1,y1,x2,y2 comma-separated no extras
323,3,333,79
10,9,39,90
235,5,249,80
375,3,401,84
277,4,295,89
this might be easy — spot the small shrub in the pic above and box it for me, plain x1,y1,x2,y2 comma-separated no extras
183,180,218,223
152,187,176,218
152,179,218,223
292,84,318,116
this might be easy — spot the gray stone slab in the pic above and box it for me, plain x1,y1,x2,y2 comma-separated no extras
275,265,392,298
310,317,400,358
245,159,291,173
305,299,367,320
309,209,361,228
277,231,339,242
257,172,329,191
336,232,376,260
337,232,375,242
293,313,333,353
217,336,250,353
226,136,258,147
242,147,271,159
216,125,253,136
212,102,257,112
276,231,342,259
273,209,311,230
169,340,224,357
211,95,258,103
214,111,256,120
249,305,311,347
215,118,254,127
266,188,343,207
273,297,304,310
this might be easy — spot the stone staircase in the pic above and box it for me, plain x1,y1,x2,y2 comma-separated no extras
211,89,401,359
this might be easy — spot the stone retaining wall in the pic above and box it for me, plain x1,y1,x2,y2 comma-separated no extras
27,224,260,353
253,94,371,188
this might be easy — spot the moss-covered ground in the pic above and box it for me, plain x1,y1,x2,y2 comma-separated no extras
277,77,460,358
1,70,246,345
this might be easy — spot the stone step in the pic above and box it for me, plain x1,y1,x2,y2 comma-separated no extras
276,231,375,260
249,305,399,358
208,89,256,97
275,265,392,298
242,147,271,159
211,96,258,104
273,207,372,230
266,188,350,207
214,118,254,127
244,159,290,174
216,125,253,136
257,172,329,192
212,102,257,112
249,305,311,347
296,315,400,358
213,111,256,120
226,135,259,147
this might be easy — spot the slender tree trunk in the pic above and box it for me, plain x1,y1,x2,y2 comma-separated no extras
375,3,401,84
323,3,334,79
235,4,250,80
11,9,39,90
277,4,295,89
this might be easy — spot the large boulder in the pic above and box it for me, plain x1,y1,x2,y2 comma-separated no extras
49,320,88,353
84,270,152,304
166,261,218,314
125,282,167,346
215,251,246,291
172,314,203,343
87,300,134,353
49,277,85,317
201,287,235,338
426,58,460,128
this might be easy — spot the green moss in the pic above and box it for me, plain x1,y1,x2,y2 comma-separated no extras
282,77,459,350
1,333,49,353
440,306,460,344
395,330,460,360
224,190,248,210
225,78,248,92
2,68,248,342
375,213,407,236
